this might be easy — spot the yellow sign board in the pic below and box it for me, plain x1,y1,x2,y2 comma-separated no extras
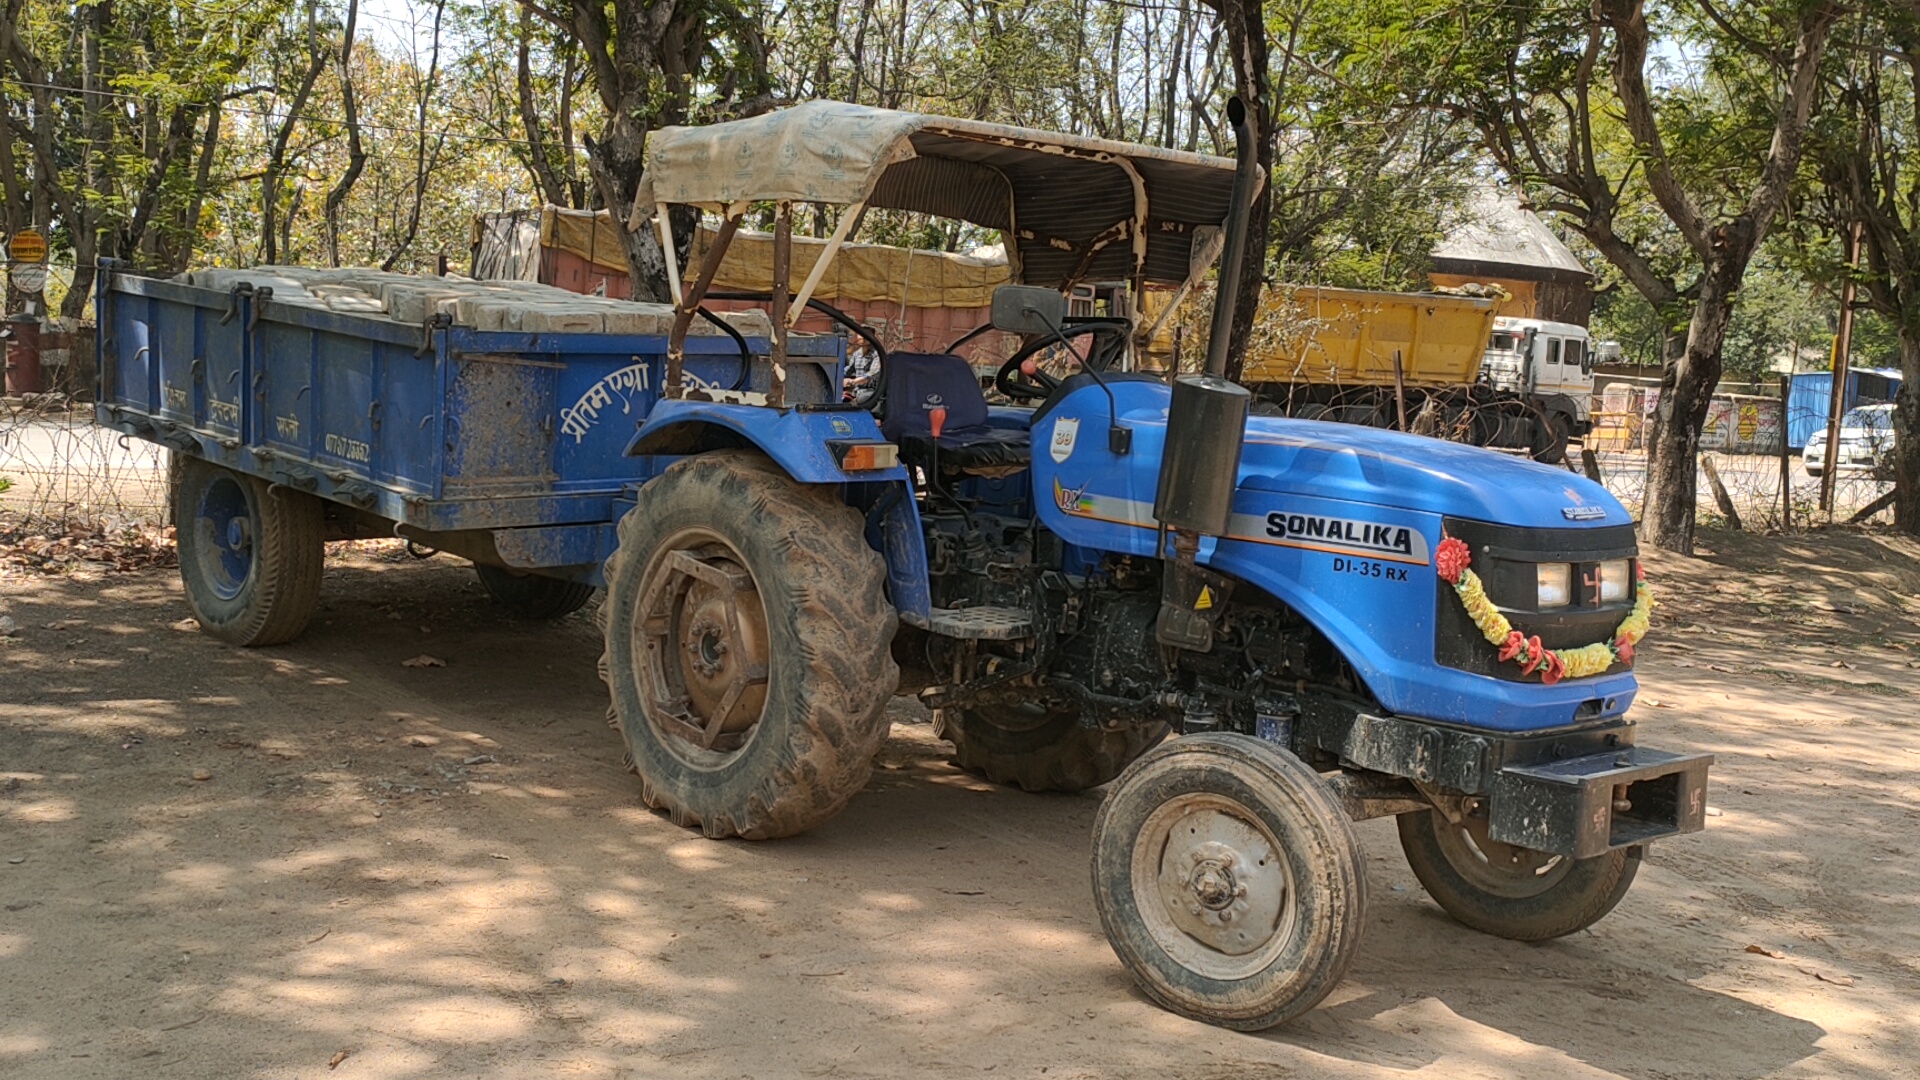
8,227,48,263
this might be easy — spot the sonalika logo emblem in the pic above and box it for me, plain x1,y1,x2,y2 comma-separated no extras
1264,512,1419,558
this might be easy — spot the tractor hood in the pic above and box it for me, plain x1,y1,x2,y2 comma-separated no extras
1232,414,1629,530
1030,380,1630,548
1029,379,1640,732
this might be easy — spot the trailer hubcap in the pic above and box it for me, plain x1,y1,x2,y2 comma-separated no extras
633,532,771,762
194,474,256,601
1133,794,1295,979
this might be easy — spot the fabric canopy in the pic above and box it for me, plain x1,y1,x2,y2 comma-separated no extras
636,100,1250,288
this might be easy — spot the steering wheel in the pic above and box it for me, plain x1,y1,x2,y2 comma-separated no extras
993,319,1132,402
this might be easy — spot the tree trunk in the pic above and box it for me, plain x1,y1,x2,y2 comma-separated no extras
584,111,680,304
516,6,570,207
1893,319,1920,532
1642,261,1740,553
324,0,367,267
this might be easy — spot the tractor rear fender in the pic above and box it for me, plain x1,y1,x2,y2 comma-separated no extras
623,400,932,623
625,400,907,483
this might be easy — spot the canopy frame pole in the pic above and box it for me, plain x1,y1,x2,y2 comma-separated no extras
1142,265,1209,372
655,202,684,306
666,204,745,400
1110,154,1150,372
768,201,794,408
1112,155,1150,281
788,200,865,327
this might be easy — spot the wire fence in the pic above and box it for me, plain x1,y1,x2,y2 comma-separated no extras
0,395,171,525
1585,446,1893,532
0,391,1898,556
0,393,176,575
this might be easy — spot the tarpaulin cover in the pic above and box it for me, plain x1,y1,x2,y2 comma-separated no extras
633,99,1247,288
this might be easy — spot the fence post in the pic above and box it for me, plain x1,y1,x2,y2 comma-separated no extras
1702,453,1743,531
1777,374,1792,531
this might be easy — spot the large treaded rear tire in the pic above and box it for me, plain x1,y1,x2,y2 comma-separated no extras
934,704,1165,792
599,451,899,839
474,564,595,619
1397,808,1638,941
173,457,323,646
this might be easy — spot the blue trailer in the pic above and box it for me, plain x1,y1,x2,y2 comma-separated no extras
96,270,851,636
100,100,1711,1032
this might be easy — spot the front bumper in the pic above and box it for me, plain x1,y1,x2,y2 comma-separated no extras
1296,707,1712,858
1488,745,1711,858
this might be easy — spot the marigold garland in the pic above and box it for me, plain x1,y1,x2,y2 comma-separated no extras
1434,534,1653,686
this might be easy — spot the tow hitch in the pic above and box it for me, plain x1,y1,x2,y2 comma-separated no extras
1489,745,1712,859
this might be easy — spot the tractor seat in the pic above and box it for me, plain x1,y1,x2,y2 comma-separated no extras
879,352,1031,474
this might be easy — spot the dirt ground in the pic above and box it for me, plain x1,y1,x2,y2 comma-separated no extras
3,529,1919,1080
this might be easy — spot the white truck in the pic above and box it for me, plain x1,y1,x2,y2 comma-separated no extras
1478,316,1595,461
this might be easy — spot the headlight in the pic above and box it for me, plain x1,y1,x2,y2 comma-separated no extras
1535,562,1572,608
1598,559,1632,602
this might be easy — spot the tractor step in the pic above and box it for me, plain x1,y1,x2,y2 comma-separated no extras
925,605,1033,640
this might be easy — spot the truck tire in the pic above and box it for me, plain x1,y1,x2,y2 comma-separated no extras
173,457,324,646
474,564,594,619
1531,411,1570,464
934,704,1165,792
599,450,899,839
1091,733,1367,1030
1396,808,1637,941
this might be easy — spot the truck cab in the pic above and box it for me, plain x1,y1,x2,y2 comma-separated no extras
1482,316,1594,435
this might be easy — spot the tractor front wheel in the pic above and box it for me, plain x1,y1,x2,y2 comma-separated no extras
1396,807,1637,941
599,451,899,839
1091,734,1367,1030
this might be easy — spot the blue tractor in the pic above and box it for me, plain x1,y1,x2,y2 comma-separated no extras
101,99,1709,1030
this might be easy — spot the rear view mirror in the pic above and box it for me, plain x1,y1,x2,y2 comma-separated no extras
991,285,1067,335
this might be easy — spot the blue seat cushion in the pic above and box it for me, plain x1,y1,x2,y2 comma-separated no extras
879,351,1030,471
879,352,992,439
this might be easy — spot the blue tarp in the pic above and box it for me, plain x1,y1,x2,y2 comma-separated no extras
1786,368,1903,450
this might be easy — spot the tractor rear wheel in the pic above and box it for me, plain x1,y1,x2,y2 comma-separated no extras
1092,734,1367,1030
1396,808,1637,941
934,703,1164,792
474,564,594,619
173,457,323,646
599,451,899,839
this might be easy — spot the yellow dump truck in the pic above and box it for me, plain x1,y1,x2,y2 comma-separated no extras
1217,286,1591,463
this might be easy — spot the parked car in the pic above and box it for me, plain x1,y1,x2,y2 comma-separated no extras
1803,403,1896,478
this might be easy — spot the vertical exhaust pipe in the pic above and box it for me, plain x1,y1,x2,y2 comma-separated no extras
1152,96,1256,661
1204,96,1259,379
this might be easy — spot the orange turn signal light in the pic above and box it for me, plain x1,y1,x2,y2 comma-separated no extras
828,440,899,472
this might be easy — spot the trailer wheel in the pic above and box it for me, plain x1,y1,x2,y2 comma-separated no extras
1396,808,1637,941
474,564,594,619
1091,733,1367,1030
599,451,899,839
173,457,323,646
934,704,1164,792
